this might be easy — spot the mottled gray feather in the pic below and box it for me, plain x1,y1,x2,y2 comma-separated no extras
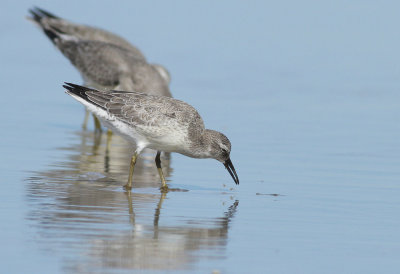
85,91,205,137
55,39,171,97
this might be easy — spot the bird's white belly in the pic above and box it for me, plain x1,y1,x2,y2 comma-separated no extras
146,132,189,153
101,118,141,144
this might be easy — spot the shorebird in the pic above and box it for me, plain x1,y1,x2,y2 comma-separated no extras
63,83,239,190
27,7,171,85
28,7,172,130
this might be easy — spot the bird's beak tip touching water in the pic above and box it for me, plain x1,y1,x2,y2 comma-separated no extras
224,158,239,185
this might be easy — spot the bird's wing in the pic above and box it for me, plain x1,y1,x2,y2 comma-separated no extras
64,83,205,136
68,41,138,88
43,30,142,88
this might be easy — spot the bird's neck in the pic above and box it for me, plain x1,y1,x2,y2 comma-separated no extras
186,129,215,159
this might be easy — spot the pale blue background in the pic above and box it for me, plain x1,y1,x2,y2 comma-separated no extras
1,0,400,273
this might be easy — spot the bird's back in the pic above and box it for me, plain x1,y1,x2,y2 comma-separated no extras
28,7,172,97
42,28,172,97
60,40,139,87
28,7,146,60
91,90,204,133
65,83,204,152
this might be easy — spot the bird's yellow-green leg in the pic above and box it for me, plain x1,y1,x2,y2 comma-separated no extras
106,129,113,151
82,109,90,130
153,192,166,230
155,151,168,191
125,190,135,224
124,152,138,191
158,192,166,209
93,114,102,134
92,132,101,153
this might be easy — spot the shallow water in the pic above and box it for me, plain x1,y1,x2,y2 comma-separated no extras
2,1,400,273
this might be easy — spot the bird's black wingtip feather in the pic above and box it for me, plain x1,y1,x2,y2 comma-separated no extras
28,7,60,26
63,83,91,103
64,82,80,88
63,83,106,110
63,82,94,95
32,7,59,19
28,8,42,23
62,84,73,92
63,82,79,94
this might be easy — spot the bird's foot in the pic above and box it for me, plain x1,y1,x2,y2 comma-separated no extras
159,185,169,193
123,184,132,191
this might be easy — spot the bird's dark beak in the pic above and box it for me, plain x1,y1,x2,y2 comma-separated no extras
224,158,239,185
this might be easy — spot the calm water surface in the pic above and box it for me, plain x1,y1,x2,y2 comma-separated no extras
1,1,400,273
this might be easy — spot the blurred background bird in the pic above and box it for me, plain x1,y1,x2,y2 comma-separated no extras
27,7,172,133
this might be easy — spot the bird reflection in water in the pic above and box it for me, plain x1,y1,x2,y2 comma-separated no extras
39,129,173,188
111,191,239,270
26,129,239,271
